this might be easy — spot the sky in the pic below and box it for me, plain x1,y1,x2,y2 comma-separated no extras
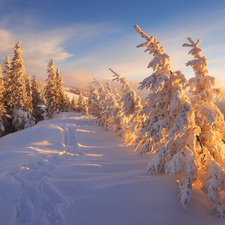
0,0,225,101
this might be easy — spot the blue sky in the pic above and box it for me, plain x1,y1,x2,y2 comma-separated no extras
0,0,225,98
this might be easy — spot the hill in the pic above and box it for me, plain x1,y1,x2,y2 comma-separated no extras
0,112,224,224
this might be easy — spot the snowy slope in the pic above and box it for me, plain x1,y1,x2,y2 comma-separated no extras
64,88,80,100
0,112,224,225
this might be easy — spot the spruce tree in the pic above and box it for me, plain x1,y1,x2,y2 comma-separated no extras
45,58,58,118
104,82,122,133
0,65,5,136
82,100,89,117
98,80,115,130
92,77,107,125
10,42,35,131
88,82,100,116
182,38,225,217
31,75,43,123
10,42,28,111
26,73,33,112
70,96,77,111
3,54,13,115
134,25,201,212
56,68,67,112
109,68,143,145
77,91,84,112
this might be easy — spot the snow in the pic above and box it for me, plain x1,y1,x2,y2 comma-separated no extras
64,88,80,101
0,112,224,224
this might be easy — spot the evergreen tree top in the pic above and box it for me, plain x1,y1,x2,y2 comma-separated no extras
134,25,171,71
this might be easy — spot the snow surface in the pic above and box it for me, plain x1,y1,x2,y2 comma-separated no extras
0,112,224,225
64,88,79,101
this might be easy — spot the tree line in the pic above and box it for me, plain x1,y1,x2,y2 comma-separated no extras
86,25,225,218
0,42,88,137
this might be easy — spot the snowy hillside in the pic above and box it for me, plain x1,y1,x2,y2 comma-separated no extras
0,112,224,225
64,87,88,101
64,87,80,100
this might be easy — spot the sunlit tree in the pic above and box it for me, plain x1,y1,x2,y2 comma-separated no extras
70,96,77,111
92,77,107,125
45,58,58,118
31,75,43,123
0,64,5,136
134,25,202,212
56,67,68,112
10,42,35,131
26,73,33,112
182,37,225,217
87,82,100,116
2,55,12,115
77,91,85,112
109,68,143,145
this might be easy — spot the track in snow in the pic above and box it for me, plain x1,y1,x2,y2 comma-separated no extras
8,114,84,225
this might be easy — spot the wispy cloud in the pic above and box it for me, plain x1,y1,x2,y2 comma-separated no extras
0,18,121,85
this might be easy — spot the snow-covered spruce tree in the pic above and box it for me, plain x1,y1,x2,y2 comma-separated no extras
65,94,71,112
45,58,58,118
91,78,117,129
31,75,44,123
2,55,13,134
0,65,5,102
77,91,85,112
110,88,124,134
87,82,100,117
92,77,107,124
56,67,68,112
37,80,46,104
109,68,143,145
134,25,202,211
3,54,13,116
98,80,117,130
82,99,89,117
0,65,5,136
106,86,122,133
26,73,33,112
70,96,77,111
182,38,225,217
10,42,35,131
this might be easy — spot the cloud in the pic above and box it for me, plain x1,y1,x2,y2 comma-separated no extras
61,67,94,89
0,29,15,52
0,19,121,84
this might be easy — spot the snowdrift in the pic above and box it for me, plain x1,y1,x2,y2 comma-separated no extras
0,112,224,225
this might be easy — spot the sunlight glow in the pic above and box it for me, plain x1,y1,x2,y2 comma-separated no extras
31,141,54,146
59,151,74,156
85,153,103,156
28,146,60,154
77,143,106,148
76,129,96,133
72,163,102,167
21,167,29,170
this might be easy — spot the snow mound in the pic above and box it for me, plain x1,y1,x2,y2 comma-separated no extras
0,112,223,224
